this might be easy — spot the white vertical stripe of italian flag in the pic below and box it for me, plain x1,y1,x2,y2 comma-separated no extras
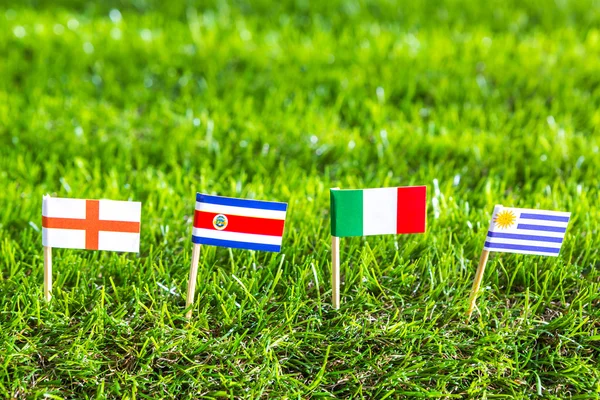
363,188,397,235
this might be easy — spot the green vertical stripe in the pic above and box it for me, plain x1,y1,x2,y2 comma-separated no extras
330,189,363,237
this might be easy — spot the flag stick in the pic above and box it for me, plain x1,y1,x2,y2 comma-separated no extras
43,246,52,301
332,236,340,309
185,243,202,319
467,249,490,319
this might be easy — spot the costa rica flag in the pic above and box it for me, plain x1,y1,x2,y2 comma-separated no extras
191,193,287,252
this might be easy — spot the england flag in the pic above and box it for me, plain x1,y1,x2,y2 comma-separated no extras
42,196,141,252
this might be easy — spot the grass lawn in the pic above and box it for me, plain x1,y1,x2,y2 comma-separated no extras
1,0,600,398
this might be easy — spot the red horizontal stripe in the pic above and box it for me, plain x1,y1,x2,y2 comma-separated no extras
193,211,285,236
42,216,140,233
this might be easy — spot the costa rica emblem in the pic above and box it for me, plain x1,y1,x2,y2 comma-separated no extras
213,214,228,230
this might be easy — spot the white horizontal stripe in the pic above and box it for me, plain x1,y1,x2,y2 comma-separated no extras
192,228,283,245
98,231,140,252
484,247,561,257
505,207,571,218
99,200,141,222
43,197,86,218
488,224,566,238
516,218,569,228
195,202,286,220
42,227,86,249
485,237,563,249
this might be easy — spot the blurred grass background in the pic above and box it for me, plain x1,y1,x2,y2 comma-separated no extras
1,0,599,398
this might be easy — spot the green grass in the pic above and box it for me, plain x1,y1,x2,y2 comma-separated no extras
1,0,600,398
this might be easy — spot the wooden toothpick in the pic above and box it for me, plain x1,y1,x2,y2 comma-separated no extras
43,246,52,301
185,243,202,319
330,187,342,309
466,249,490,319
331,236,340,309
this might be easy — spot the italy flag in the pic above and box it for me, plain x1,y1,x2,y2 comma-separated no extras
330,186,427,237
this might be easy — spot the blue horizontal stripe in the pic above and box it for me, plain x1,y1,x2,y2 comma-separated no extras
519,213,570,223
192,235,281,252
484,241,560,254
517,224,566,233
196,193,287,211
487,231,564,243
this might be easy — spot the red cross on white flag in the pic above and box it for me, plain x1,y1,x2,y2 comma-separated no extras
42,197,141,252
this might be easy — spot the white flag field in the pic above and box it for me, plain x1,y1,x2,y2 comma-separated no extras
484,205,571,256
42,197,142,252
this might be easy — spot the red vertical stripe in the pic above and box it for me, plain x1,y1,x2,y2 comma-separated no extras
85,200,100,250
396,186,427,234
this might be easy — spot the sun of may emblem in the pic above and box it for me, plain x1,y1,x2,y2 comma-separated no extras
212,214,228,230
494,210,516,229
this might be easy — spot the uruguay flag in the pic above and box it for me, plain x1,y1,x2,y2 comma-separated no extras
192,193,287,252
484,205,571,256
